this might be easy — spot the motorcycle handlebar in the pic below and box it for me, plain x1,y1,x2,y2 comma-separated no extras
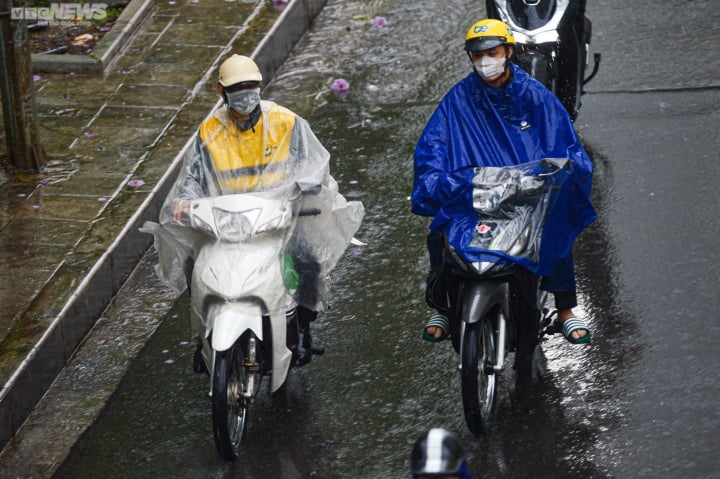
298,208,322,217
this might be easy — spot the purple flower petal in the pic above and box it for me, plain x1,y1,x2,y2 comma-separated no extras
164,359,175,364
33,74,42,82
128,179,145,188
331,78,350,93
373,16,387,28
31,204,40,210
84,130,97,137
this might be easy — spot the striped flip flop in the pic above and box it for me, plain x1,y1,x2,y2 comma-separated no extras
554,317,592,344
422,314,450,343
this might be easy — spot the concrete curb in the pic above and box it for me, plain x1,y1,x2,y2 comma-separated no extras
0,0,328,453
31,0,156,73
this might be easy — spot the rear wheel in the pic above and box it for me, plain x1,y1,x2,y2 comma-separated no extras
212,341,250,460
461,317,497,434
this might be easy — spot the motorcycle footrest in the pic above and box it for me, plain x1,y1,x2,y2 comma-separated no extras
544,324,559,335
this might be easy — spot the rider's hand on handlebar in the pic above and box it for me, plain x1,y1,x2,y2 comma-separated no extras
171,199,190,222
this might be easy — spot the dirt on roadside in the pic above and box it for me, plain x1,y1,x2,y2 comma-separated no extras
28,1,129,55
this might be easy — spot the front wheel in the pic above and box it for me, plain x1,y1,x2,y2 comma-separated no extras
461,317,497,435
212,341,250,460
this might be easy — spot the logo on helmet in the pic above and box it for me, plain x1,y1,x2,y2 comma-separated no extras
475,25,489,33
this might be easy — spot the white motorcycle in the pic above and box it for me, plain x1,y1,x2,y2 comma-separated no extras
186,188,321,460
486,0,601,121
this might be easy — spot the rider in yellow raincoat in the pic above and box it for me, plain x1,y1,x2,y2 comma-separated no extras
147,55,363,368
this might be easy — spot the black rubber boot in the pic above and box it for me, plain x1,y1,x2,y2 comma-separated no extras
293,306,317,367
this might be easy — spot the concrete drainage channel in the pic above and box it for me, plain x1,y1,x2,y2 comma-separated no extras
0,0,329,469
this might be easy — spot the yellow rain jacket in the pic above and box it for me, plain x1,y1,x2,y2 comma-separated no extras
199,103,295,193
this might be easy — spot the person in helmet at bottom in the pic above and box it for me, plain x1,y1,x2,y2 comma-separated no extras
412,19,596,347
410,428,473,479
161,54,361,368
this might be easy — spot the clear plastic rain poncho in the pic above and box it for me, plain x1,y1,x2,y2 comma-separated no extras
141,101,364,311
464,158,574,271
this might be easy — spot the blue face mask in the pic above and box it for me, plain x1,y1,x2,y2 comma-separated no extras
226,88,261,114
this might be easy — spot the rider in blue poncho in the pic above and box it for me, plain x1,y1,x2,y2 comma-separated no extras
411,19,597,345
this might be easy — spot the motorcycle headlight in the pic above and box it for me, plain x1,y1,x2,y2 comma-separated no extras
213,207,259,242
255,208,290,234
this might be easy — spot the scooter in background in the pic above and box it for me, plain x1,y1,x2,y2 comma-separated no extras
486,0,601,121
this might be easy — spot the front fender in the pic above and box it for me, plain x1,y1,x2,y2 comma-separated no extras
209,303,264,352
461,280,510,324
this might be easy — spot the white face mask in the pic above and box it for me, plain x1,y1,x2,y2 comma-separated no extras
226,88,261,114
473,56,507,81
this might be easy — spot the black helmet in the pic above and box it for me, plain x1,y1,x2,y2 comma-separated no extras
410,428,469,477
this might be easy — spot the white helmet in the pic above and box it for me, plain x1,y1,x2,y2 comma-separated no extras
218,54,262,87
410,428,471,478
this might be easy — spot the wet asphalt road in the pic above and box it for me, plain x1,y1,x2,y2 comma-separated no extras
54,0,720,478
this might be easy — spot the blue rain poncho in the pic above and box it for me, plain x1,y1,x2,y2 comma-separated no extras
411,64,596,275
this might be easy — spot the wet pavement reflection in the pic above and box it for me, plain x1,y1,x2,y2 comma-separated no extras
53,0,720,477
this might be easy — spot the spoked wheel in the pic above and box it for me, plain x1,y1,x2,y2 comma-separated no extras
212,340,250,461
461,317,497,435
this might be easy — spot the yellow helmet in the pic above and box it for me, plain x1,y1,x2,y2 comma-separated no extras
464,19,516,52
218,54,262,87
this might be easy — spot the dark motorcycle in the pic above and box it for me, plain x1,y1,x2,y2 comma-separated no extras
435,159,570,434
486,0,601,121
